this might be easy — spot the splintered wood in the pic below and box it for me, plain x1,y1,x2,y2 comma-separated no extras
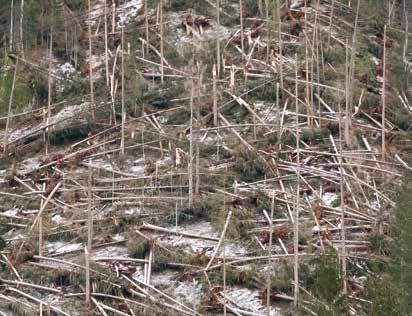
0,0,409,315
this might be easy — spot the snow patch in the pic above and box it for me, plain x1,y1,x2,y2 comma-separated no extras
321,192,338,207
160,221,248,257
46,241,82,255
225,288,282,315
117,0,144,27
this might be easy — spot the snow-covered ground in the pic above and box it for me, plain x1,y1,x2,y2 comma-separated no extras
159,221,248,258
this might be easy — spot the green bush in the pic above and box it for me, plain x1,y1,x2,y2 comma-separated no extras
363,274,407,316
233,149,267,182
323,48,346,65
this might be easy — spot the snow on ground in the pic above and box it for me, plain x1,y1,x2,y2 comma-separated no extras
2,208,38,217
132,269,204,310
93,245,129,258
49,103,87,124
87,0,105,26
225,287,283,315
18,157,42,175
51,214,65,224
160,221,248,257
5,125,36,143
255,101,281,123
321,192,338,207
174,279,204,309
87,0,144,27
54,62,76,93
46,241,83,255
117,0,144,27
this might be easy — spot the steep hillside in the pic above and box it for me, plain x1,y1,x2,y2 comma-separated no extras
0,0,410,315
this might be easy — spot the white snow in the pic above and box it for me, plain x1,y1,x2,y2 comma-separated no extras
160,221,248,257
116,0,144,27
49,103,88,126
93,245,129,258
174,279,203,309
225,288,282,315
321,192,338,207
51,214,65,223
46,241,83,255
55,62,76,93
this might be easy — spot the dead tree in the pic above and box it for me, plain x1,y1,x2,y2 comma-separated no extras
145,0,150,54
216,0,221,76
4,60,18,152
381,25,387,160
293,53,300,307
239,0,244,57
88,0,96,122
19,0,24,55
160,0,164,84
9,0,14,50
85,246,91,305
338,103,347,294
213,64,218,126
120,26,125,156
87,165,93,251
188,70,195,208
277,0,283,92
46,27,53,155
104,0,109,88
346,0,361,146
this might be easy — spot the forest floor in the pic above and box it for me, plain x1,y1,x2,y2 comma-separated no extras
0,0,411,315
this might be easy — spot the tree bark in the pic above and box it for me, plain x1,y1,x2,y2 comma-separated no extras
4,60,18,152
9,0,14,51
19,0,24,55
216,0,221,77
381,25,387,160
88,0,96,122
293,53,300,307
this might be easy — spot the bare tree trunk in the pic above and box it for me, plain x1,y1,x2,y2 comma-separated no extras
88,0,96,122
338,103,347,295
85,246,91,305
104,0,109,88
188,72,195,208
46,28,52,155
9,0,14,51
239,0,244,57
120,26,125,155
345,40,350,145
159,0,164,85
112,1,116,33
265,0,270,63
277,0,283,92
19,0,24,55
87,165,93,251
216,0,221,77
327,0,335,49
276,82,280,138
258,0,264,16
346,0,361,145
223,235,227,316
213,64,218,126
195,67,202,195
38,184,45,256
381,25,387,160
267,192,275,315
402,0,408,67
4,60,18,152
304,0,312,127
145,0,150,54
293,53,300,307
74,26,78,69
